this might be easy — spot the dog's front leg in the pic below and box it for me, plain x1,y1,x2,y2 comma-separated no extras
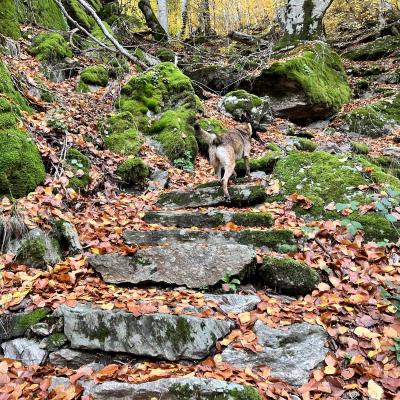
244,156,251,178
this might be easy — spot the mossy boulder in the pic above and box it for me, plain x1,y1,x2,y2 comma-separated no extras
66,148,90,191
0,99,17,130
0,61,31,112
68,0,98,30
16,228,62,269
220,89,271,122
28,32,72,64
77,65,109,92
261,256,320,295
0,129,46,198
117,62,201,161
273,151,400,241
295,138,318,152
116,157,149,187
351,142,369,155
236,148,282,176
344,36,400,61
343,93,400,137
104,129,142,156
244,42,351,123
157,48,175,62
0,0,21,39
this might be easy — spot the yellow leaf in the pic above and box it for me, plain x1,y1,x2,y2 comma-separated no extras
354,327,380,339
338,326,348,334
238,312,251,325
368,380,384,400
100,303,114,310
324,365,336,375
12,290,30,298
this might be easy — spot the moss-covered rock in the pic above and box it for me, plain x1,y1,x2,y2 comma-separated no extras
246,42,351,122
344,36,400,61
116,157,149,187
220,89,271,122
0,129,46,198
99,111,134,135
68,0,96,30
104,129,142,156
0,0,21,39
236,148,282,176
351,142,369,155
343,93,400,137
117,62,201,161
0,61,31,112
77,65,109,92
28,32,72,64
295,138,318,152
261,256,320,295
66,148,90,191
157,48,175,62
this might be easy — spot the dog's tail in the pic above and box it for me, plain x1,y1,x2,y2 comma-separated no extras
194,122,218,146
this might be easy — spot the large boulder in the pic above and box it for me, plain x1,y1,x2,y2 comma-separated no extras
243,42,351,123
343,93,400,137
57,304,234,361
117,62,201,162
221,321,328,386
89,237,257,289
343,36,400,61
273,151,400,241
50,376,261,400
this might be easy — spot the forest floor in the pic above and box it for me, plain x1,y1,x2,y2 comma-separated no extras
0,31,399,400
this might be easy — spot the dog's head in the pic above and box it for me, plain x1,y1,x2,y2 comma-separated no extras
240,113,267,136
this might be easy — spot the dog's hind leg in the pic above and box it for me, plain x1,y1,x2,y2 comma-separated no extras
244,156,251,178
222,164,235,201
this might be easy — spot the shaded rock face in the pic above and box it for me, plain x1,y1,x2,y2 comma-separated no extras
89,238,256,289
49,349,101,369
1,338,47,365
157,184,267,209
241,42,350,123
343,36,400,61
58,304,234,361
50,376,261,400
221,321,328,386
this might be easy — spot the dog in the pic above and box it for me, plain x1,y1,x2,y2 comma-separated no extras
194,119,267,200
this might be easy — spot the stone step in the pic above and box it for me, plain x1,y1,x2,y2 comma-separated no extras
89,238,257,289
50,377,261,400
157,184,267,209
221,321,328,387
55,304,233,361
143,210,273,228
123,228,296,251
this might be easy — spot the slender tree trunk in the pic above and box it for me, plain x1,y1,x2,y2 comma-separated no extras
157,0,169,35
283,0,334,41
138,0,168,42
199,0,212,34
180,0,189,37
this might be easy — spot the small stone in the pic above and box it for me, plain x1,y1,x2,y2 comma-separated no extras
31,322,51,336
204,294,261,313
1,338,47,365
148,168,169,191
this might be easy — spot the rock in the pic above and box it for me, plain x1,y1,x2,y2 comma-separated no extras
116,157,150,188
378,69,400,84
383,147,400,158
221,321,328,386
89,239,256,289
250,171,268,180
241,42,350,123
204,294,261,313
57,304,234,361
219,90,272,123
316,141,351,154
123,228,295,251
49,349,100,369
11,228,62,269
343,93,400,137
344,36,400,61
260,256,320,295
77,65,109,93
50,376,261,399
53,220,82,255
157,184,267,209
1,338,47,365
143,210,273,228
148,168,169,190
31,322,52,336
0,308,50,342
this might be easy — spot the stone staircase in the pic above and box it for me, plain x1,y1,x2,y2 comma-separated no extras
1,182,328,399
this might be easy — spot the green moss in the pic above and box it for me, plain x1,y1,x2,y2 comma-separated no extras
66,148,90,191
238,229,295,250
99,111,135,135
116,157,149,187
344,94,400,137
80,65,109,86
262,42,350,113
104,128,142,156
349,213,399,242
76,80,89,93
222,89,266,121
261,256,320,295
344,36,400,61
0,112,17,130
0,129,46,198
164,317,192,352
295,138,318,152
47,333,67,351
157,48,175,62
15,308,50,331
231,212,273,227
0,61,31,112
0,0,21,39
28,32,72,64
69,0,95,30
229,387,261,400
236,150,282,175
351,142,369,155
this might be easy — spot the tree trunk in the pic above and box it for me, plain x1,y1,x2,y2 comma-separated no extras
180,0,189,37
199,0,212,34
138,0,168,42
157,0,169,35
283,0,334,41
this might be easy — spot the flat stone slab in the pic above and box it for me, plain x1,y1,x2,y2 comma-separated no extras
144,210,273,228
1,338,47,365
221,321,328,386
123,228,295,250
157,184,267,209
204,294,261,314
57,304,234,361
89,239,256,289
50,377,260,400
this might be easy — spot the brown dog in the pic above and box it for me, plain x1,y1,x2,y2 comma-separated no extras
194,120,266,200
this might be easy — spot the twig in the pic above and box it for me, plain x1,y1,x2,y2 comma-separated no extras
314,237,333,260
